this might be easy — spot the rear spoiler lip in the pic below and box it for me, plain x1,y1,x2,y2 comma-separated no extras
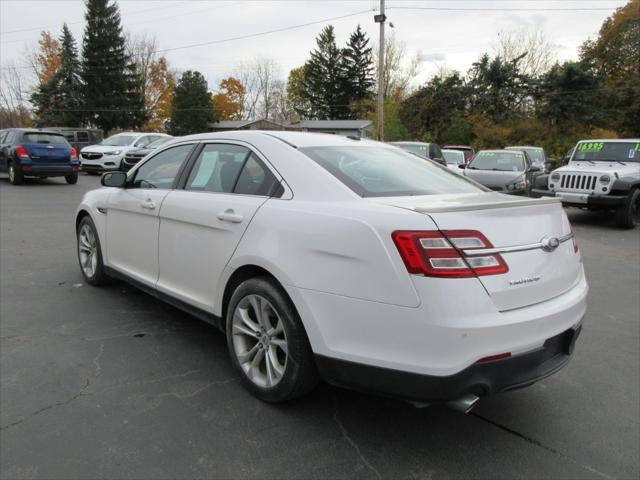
411,197,561,214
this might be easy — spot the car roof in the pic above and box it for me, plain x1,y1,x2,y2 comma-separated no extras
577,138,640,142
389,141,431,146
442,149,464,153
443,145,473,149
506,146,542,149
477,149,523,154
177,130,383,148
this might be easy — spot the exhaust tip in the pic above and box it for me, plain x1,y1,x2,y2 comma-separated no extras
447,393,480,414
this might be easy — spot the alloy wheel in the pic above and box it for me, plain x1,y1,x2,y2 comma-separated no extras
232,294,288,388
78,224,98,278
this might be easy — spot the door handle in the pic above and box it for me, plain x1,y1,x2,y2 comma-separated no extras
217,209,243,223
141,199,156,210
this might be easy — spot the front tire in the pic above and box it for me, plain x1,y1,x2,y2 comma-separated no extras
77,216,110,285
226,277,318,402
8,162,23,185
615,189,639,229
65,173,78,184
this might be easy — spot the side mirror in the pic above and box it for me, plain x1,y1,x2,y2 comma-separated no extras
529,165,541,173
458,163,467,169
101,171,127,188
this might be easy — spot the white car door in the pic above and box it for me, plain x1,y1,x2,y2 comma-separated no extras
105,143,196,286
156,142,282,313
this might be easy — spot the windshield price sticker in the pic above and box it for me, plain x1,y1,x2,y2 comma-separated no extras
478,152,496,157
578,142,604,152
629,149,637,159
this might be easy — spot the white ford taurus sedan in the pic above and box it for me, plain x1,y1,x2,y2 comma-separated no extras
75,131,587,408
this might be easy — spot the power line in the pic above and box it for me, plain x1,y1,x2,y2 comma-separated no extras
0,1,187,35
153,8,375,53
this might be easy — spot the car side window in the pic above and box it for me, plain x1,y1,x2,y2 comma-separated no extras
186,144,251,193
430,144,443,160
132,144,194,189
4,132,16,144
234,153,279,196
0,131,7,143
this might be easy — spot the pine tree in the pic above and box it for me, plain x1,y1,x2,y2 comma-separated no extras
302,26,350,119
167,71,216,136
31,24,84,126
343,25,375,117
81,0,146,134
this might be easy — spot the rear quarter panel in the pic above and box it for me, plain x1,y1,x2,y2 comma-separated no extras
226,199,436,310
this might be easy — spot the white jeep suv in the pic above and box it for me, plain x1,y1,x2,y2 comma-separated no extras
533,139,640,229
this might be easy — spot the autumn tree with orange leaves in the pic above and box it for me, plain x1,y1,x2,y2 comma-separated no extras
212,77,246,120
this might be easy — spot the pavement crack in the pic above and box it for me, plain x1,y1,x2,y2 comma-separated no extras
332,396,382,479
471,412,615,480
0,378,91,432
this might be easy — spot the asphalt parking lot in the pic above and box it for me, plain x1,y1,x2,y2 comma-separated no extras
0,174,638,480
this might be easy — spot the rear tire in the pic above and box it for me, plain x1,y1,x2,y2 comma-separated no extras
77,216,110,285
226,277,318,403
8,162,23,185
615,189,639,229
65,173,78,184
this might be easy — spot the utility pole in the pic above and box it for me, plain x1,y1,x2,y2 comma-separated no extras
375,0,385,141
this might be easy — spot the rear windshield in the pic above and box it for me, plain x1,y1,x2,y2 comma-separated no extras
23,133,68,145
392,143,429,159
572,141,640,163
102,135,136,147
300,145,483,197
442,150,465,165
469,151,525,172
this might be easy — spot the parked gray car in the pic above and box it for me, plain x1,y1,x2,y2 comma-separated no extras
389,141,446,166
461,149,540,195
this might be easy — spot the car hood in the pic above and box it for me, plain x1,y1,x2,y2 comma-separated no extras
81,144,135,153
463,169,524,187
554,161,640,177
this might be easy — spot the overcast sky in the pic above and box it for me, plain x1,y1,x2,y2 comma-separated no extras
0,0,627,91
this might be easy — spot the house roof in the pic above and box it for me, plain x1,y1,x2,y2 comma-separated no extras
297,120,373,130
209,120,259,129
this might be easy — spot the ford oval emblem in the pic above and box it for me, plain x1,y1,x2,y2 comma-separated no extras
541,236,560,252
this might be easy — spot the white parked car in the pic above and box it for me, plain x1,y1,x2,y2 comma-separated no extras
533,139,640,229
75,132,587,408
442,149,466,173
80,132,169,174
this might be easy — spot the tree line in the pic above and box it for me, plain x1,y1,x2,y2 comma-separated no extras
1,0,637,157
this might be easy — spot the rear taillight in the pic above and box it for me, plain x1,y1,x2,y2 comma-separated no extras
15,145,30,161
391,230,508,278
70,147,78,161
571,229,578,253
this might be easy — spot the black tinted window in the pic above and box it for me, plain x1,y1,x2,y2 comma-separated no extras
234,154,279,196
133,144,194,189
23,133,68,144
76,131,89,142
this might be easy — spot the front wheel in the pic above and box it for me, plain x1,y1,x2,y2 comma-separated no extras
615,189,639,229
226,277,318,402
65,173,78,184
77,216,110,285
8,163,23,185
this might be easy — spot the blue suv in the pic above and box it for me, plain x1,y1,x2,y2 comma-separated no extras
0,128,80,185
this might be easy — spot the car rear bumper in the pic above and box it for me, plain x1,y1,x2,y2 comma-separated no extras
531,189,627,207
285,265,587,397
22,164,77,177
316,324,581,402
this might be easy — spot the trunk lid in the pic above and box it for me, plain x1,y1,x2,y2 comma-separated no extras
23,142,71,163
377,193,582,311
